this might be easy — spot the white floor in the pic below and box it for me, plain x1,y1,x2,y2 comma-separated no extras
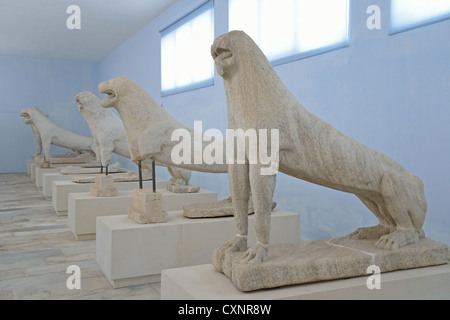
0,173,160,300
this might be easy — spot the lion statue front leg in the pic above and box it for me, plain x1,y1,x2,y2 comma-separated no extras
212,164,250,270
231,164,276,265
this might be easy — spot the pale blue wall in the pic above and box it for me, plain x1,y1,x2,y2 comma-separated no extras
0,54,98,173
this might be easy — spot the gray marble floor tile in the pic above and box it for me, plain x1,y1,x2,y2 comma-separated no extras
0,173,162,300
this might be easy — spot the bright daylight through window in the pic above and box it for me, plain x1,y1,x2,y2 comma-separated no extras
390,0,450,34
228,0,350,65
161,1,214,96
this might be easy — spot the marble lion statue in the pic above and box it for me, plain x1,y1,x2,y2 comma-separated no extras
21,110,43,160
76,91,194,184
97,76,228,174
211,31,427,265
20,107,95,167
76,92,131,167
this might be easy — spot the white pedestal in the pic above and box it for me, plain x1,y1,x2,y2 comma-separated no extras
35,167,60,189
43,172,136,199
35,165,72,189
52,179,169,216
27,160,33,175
30,162,38,182
96,209,300,288
43,173,81,199
161,263,450,300
69,188,217,240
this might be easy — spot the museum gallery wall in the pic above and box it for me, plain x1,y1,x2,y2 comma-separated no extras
1,0,449,249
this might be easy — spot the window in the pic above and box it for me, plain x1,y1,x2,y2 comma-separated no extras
161,1,214,96
228,0,350,65
390,0,450,34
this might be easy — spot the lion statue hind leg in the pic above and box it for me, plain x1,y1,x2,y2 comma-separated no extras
375,171,427,250
347,195,396,240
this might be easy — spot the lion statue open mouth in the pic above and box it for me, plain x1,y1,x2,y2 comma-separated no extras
20,107,94,167
75,91,131,167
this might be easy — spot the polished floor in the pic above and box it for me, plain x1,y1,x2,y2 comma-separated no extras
0,173,160,300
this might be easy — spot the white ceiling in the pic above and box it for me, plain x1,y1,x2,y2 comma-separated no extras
0,0,178,62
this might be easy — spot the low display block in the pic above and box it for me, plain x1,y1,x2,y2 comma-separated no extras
43,173,80,198
27,160,33,175
35,165,74,189
43,172,134,199
52,179,169,216
161,263,450,300
96,209,300,288
30,162,38,182
68,188,217,240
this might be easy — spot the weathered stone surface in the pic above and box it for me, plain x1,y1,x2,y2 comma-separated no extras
30,152,95,165
98,76,228,175
48,153,95,164
183,196,276,218
212,237,449,292
166,183,200,194
60,162,126,175
76,92,131,168
72,171,152,184
90,174,118,197
81,161,103,168
86,83,204,189
128,189,168,224
166,166,199,194
211,30,429,267
20,107,94,168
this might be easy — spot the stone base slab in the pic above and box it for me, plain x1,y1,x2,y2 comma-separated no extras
59,164,126,175
213,237,449,292
127,189,168,224
90,175,118,197
183,196,277,218
166,183,200,194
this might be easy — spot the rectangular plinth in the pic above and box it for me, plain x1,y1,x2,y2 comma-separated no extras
68,188,217,240
31,162,67,182
161,263,450,300
52,179,169,215
27,160,33,175
43,173,85,199
30,162,38,182
35,164,79,189
68,191,133,240
96,209,300,288
213,237,449,292
35,167,62,189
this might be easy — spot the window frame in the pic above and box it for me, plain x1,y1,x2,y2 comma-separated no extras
228,0,351,67
160,0,215,97
389,0,450,35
